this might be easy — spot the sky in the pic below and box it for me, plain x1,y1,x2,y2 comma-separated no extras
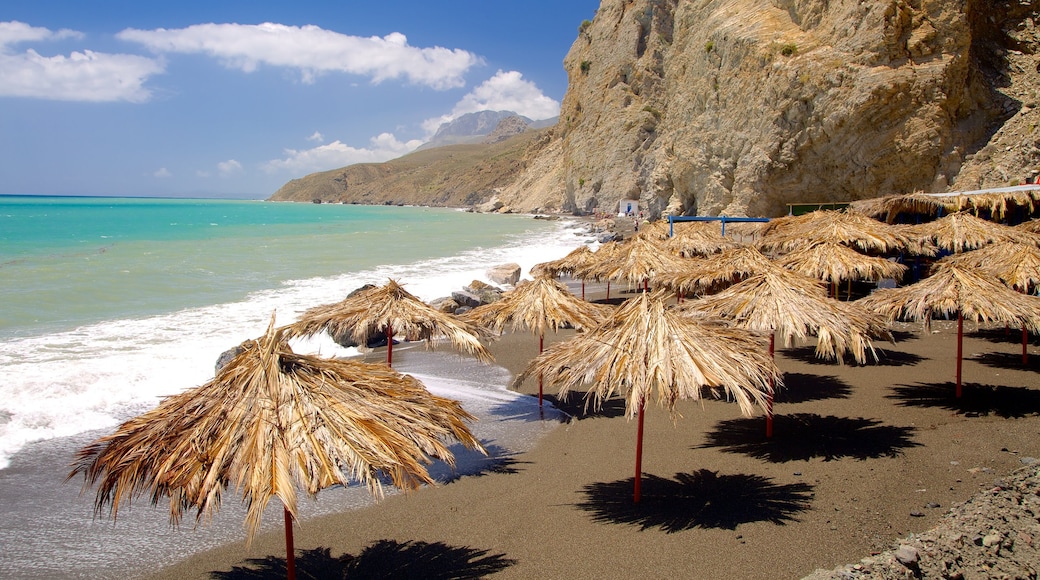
0,1,600,198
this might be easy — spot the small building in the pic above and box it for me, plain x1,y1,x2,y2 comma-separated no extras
618,199,640,216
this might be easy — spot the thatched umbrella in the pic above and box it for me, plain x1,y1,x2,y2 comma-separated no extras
859,261,1040,397
531,245,597,299
572,241,624,300
682,268,891,436
514,292,779,503
776,241,908,299
757,209,911,254
69,316,486,580
653,245,780,298
462,275,612,406
287,279,492,367
1017,219,1040,235
665,221,744,257
578,236,690,294
911,211,1040,253
849,192,956,223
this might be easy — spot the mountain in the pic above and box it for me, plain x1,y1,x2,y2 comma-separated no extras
416,111,555,149
270,0,1040,218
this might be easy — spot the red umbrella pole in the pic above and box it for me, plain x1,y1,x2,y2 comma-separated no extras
1024,324,1030,366
606,281,611,301
284,507,296,580
538,334,544,407
634,400,645,503
766,333,775,438
956,314,963,398
386,324,394,367
581,280,585,300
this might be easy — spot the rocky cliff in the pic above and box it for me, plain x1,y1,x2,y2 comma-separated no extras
271,0,1040,218
496,0,1040,217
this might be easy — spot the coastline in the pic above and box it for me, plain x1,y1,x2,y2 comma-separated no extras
149,279,1040,579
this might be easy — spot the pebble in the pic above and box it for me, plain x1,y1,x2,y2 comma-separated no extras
925,502,941,509
1021,457,1039,465
895,545,919,566
982,532,1003,547
910,510,925,517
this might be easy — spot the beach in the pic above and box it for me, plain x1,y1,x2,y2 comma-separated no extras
149,281,1040,579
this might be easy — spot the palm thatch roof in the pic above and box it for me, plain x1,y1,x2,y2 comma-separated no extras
462,275,612,337
776,241,908,284
682,268,892,364
858,261,1040,331
530,245,596,278
946,188,1040,220
1018,219,1040,235
286,279,493,363
68,317,486,544
757,209,910,254
575,236,690,286
940,242,1040,293
653,245,780,296
849,192,956,223
665,222,744,256
910,211,1040,253
514,291,779,418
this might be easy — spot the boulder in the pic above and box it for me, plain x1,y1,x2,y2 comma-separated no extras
486,263,521,286
465,280,501,294
429,297,461,313
214,342,248,375
452,290,483,308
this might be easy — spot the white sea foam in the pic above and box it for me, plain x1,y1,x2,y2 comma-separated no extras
0,217,591,469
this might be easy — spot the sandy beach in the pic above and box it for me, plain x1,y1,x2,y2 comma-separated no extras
146,277,1040,580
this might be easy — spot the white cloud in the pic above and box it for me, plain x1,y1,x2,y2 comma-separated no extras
154,167,171,178
264,133,422,174
421,70,560,135
0,21,163,102
217,159,242,176
117,23,482,89
307,131,324,143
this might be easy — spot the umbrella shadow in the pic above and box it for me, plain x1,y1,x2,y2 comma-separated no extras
971,327,1039,347
699,414,920,462
887,382,1040,418
774,373,852,403
970,352,1040,372
542,393,628,420
210,540,517,579
782,345,925,367
574,469,814,532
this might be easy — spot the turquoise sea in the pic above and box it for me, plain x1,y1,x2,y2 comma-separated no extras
0,195,585,578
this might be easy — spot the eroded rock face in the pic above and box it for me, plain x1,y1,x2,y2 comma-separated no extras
499,0,1040,218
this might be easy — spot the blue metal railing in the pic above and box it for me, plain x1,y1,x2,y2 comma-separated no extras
667,215,770,237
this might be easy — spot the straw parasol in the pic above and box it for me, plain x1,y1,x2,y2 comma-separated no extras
859,261,1040,397
849,192,957,223
578,236,690,294
68,316,486,580
653,245,780,298
572,241,624,300
665,221,744,257
514,292,779,503
531,245,597,299
776,241,908,299
911,211,1040,253
682,268,892,436
757,209,911,254
462,275,612,406
287,279,493,367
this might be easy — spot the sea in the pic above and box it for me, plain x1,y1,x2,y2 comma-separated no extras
0,195,589,579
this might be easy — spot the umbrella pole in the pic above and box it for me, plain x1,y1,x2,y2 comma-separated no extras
538,334,544,407
956,314,963,398
634,400,645,504
607,281,611,301
766,334,775,438
581,280,585,300
284,506,296,580
386,325,394,367
1024,324,1029,366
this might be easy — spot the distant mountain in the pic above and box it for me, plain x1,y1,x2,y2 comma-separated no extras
417,111,557,150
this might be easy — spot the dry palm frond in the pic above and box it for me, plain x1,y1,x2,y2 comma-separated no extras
531,245,596,278
572,241,624,281
1018,219,1040,235
682,268,891,364
913,212,1039,253
939,242,1040,293
859,262,1040,331
68,317,485,544
514,292,779,418
849,192,956,223
654,245,780,295
287,279,493,362
462,275,612,337
666,223,744,256
951,189,1040,220
757,209,910,254
776,241,908,284
577,237,690,285
888,223,941,256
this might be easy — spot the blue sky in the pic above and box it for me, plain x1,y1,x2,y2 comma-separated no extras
0,1,599,198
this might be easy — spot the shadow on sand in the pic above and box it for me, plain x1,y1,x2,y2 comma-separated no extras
971,327,1039,347
699,413,920,462
211,540,517,579
970,352,1040,373
887,382,1040,418
781,346,925,367
774,373,852,403
574,469,813,532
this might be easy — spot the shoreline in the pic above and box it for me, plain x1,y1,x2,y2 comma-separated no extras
150,280,1040,579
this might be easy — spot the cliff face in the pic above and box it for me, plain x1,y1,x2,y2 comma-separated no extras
498,0,1040,217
